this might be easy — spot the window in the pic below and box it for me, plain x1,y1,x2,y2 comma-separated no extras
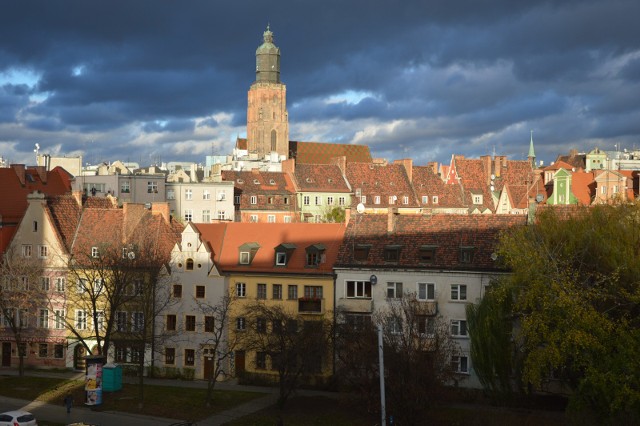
267,196,274,204
21,244,32,257
240,251,251,264
185,189,193,200
275,252,287,265
418,316,436,336
273,284,282,300
314,214,322,223
236,282,246,297
166,188,175,199
116,311,128,331
327,196,334,205
196,285,205,298
346,280,372,298
54,310,65,329
202,210,211,222
257,283,267,299
288,285,298,300
601,186,607,195
203,190,211,200
131,347,142,363
256,351,267,369
338,196,346,206
40,276,50,291
374,195,380,205
387,282,403,299
166,315,177,331
451,284,467,301
133,279,144,296
185,315,196,332
283,196,290,205
38,245,48,258
304,286,322,299
205,316,214,332
354,245,371,261
165,348,175,365
451,319,468,337
218,191,226,201
217,210,226,220
54,344,64,358
33,220,38,232
250,195,257,205
236,317,246,331
185,349,195,366
173,284,182,298
94,311,105,331
384,246,401,262
132,312,144,332
267,214,276,223
419,246,437,263
473,194,483,205
147,181,158,193
55,277,65,292
389,195,395,204
306,252,319,266
121,181,130,193
422,195,428,204
451,355,469,373
91,247,99,258
38,309,49,328
361,195,367,204
389,317,403,334
186,258,194,270
39,343,48,358
403,196,409,205
303,195,310,206
76,310,87,330
315,196,322,206
256,317,267,333
418,283,435,301
234,195,241,205
249,215,258,223
432,196,439,204
284,216,292,223
184,209,193,222
459,247,474,264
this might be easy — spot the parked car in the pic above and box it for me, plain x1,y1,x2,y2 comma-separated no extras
0,410,37,426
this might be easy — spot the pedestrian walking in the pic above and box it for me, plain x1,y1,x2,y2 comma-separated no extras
64,393,73,414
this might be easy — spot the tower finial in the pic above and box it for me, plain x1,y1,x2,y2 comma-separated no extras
528,130,536,167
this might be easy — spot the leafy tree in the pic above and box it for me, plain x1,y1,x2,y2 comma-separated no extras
323,206,346,223
492,203,640,422
239,302,332,409
0,247,45,376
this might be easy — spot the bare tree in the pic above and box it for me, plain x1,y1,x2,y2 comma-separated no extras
195,294,238,407
0,247,45,376
239,301,332,409
335,294,460,425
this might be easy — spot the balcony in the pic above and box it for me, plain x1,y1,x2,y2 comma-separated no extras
298,298,324,314
339,298,373,313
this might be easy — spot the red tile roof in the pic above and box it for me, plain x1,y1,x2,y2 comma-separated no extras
412,166,464,208
293,164,350,193
346,162,419,208
221,170,297,212
570,171,596,205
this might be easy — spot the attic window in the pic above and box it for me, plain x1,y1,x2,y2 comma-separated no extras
384,245,402,262
239,242,260,265
305,244,326,268
237,179,244,184
91,247,99,258
459,246,475,264
328,178,333,183
472,194,483,205
253,179,260,184
274,243,296,266
306,177,312,183
354,244,371,261
269,179,276,185
186,258,194,270
432,196,439,204
419,245,437,264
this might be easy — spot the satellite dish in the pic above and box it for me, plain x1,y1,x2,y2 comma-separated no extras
370,275,378,285
490,174,495,180
356,203,365,214
490,253,498,261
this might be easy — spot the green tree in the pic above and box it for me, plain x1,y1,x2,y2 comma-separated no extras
493,203,640,422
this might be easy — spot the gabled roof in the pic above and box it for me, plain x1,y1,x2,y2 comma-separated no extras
289,141,372,164
346,162,419,208
454,158,494,211
570,171,596,205
293,164,350,193
555,152,586,170
209,223,346,274
336,214,526,271
221,170,297,211
412,166,464,208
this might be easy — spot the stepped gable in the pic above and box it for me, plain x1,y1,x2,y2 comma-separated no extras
294,163,350,193
412,165,464,208
337,213,526,270
214,223,346,274
345,162,419,208
289,141,372,165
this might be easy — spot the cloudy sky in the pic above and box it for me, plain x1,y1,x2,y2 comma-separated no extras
1,0,639,168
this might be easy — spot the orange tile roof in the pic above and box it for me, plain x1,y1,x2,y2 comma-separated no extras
346,162,419,208
412,166,464,208
289,141,372,164
570,171,596,205
209,223,346,274
293,164,351,193
221,170,298,212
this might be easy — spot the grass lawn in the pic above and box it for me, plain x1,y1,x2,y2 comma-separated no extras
0,375,263,421
227,395,568,426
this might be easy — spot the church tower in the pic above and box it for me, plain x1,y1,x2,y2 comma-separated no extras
247,25,289,160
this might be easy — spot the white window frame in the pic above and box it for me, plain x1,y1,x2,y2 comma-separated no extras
54,310,65,329
55,277,66,292
268,215,276,223
38,245,48,258
184,209,193,222
451,284,467,301
275,252,287,265
75,310,87,330
303,195,310,206
403,196,409,205
361,195,367,204
202,209,211,222
185,189,193,200
417,282,435,301
451,319,468,337
284,216,292,223
40,276,50,291
386,282,403,299
473,194,483,205
422,195,428,204
236,282,246,297
338,196,346,206
217,210,226,220
452,355,469,373
374,196,380,205
38,309,49,328
203,190,211,200
236,317,246,331
240,251,251,264
346,280,371,298
250,214,258,223
250,195,257,205
327,196,334,205
91,247,99,258
166,189,175,200
432,196,439,204
21,244,32,257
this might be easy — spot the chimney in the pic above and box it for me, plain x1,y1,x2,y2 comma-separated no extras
72,190,83,207
394,159,413,183
344,206,352,226
152,202,171,223
34,166,48,184
281,158,295,174
427,162,438,174
387,208,398,233
11,164,26,185
481,155,492,185
190,164,198,183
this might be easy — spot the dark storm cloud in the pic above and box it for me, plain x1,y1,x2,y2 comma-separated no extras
0,0,639,166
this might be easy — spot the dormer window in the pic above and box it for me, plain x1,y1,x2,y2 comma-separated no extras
91,247,99,258
459,246,475,264
472,193,483,205
305,244,326,268
419,245,437,264
269,179,276,185
432,196,439,204
237,178,244,184
253,179,260,185
274,243,296,266
239,242,260,265
354,244,371,261
384,245,402,262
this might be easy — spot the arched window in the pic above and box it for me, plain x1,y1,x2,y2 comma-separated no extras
186,258,194,271
271,130,277,152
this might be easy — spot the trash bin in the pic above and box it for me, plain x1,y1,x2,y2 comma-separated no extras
102,363,123,392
